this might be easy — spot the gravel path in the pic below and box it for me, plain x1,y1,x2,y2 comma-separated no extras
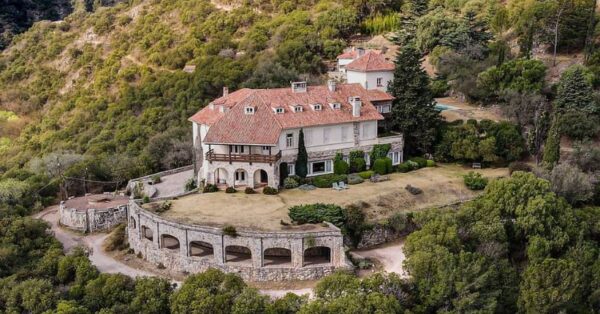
354,240,407,277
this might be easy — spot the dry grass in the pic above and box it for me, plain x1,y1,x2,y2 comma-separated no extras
436,97,506,122
155,164,508,231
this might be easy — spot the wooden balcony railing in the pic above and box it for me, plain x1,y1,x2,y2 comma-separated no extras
206,149,281,164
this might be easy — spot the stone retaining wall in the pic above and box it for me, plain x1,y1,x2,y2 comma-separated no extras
128,201,352,281
59,202,128,233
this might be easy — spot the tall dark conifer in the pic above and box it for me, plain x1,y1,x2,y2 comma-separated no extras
389,44,442,156
295,128,308,178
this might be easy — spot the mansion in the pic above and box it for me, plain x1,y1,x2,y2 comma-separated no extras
189,81,403,189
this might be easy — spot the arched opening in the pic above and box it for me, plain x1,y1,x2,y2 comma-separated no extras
234,169,248,186
161,234,180,251
254,169,268,187
141,226,153,241
264,247,292,267
225,245,252,265
130,217,136,229
190,241,214,258
303,246,331,266
214,168,229,185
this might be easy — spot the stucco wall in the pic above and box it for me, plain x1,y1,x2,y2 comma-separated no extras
347,70,394,92
128,201,352,281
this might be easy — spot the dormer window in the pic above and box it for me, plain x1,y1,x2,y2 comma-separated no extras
273,107,285,114
329,102,341,110
291,105,303,113
311,103,322,111
244,106,255,115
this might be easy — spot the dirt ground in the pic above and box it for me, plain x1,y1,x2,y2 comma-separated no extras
157,164,508,230
436,97,506,122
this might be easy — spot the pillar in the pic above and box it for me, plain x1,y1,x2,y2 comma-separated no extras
291,238,304,268
215,235,225,265
253,239,264,268
180,229,189,257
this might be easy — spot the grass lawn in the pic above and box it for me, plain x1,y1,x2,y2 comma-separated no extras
152,164,508,231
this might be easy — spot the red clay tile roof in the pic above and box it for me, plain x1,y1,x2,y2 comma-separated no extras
191,83,392,145
337,48,381,60
346,51,395,72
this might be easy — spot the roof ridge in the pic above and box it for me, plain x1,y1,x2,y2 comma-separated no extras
256,90,284,129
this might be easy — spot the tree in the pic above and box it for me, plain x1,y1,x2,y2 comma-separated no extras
477,58,547,101
547,163,594,205
295,128,308,178
389,44,442,156
555,66,596,113
542,116,561,167
231,288,268,314
131,277,173,314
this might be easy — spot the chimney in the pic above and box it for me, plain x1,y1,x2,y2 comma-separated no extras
327,80,336,92
357,47,365,58
291,81,307,93
223,86,229,96
350,96,361,117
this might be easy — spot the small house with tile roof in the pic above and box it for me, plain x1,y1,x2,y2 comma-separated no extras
345,51,395,93
189,81,403,189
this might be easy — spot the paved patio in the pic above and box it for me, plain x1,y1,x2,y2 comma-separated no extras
146,169,195,198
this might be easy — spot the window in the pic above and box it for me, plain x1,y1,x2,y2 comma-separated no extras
341,125,351,142
323,127,331,144
232,145,245,154
377,104,391,114
343,155,349,163
287,164,295,176
377,77,383,87
244,106,255,114
286,133,294,148
293,105,303,113
309,160,333,175
361,122,375,139
312,103,322,111
274,107,284,114
235,170,246,181
329,103,341,110
387,151,401,165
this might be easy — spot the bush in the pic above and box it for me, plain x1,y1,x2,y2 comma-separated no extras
397,162,412,173
263,186,279,195
463,172,488,190
349,150,366,173
387,212,408,233
408,157,428,168
372,158,392,175
142,195,150,203
283,177,299,189
154,201,171,213
559,111,600,140
288,203,345,226
370,144,391,163
203,184,219,193
357,170,374,179
244,187,256,194
225,186,236,193
347,173,364,185
334,159,349,175
426,160,436,167
405,184,423,195
151,175,161,184
185,178,197,191
105,224,127,251
222,225,237,237
312,174,347,188
509,161,532,174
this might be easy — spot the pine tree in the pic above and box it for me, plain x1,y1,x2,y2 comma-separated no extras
295,128,308,178
542,116,561,167
389,44,442,156
555,66,595,113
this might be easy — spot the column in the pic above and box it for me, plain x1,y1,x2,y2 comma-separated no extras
291,238,304,268
180,229,189,257
214,235,225,265
253,239,264,268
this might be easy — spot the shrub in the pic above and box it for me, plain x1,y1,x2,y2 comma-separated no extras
222,225,237,237
509,161,532,174
155,201,171,213
357,170,374,179
185,178,197,191
288,203,345,226
387,212,408,233
349,150,366,172
372,158,391,175
244,187,256,194
397,162,412,173
283,177,299,189
142,196,150,203
463,171,488,190
203,184,219,193
312,174,347,188
370,144,391,163
385,157,393,174
405,184,423,195
225,186,236,193
151,175,161,184
105,224,127,251
426,160,436,167
408,157,427,168
263,186,279,195
347,173,364,185
334,159,349,175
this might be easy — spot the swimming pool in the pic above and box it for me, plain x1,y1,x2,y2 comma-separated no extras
435,103,458,111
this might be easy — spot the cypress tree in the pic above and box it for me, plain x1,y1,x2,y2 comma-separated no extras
389,44,442,156
555,66,595,113
542,116,561,168
295,128,308,178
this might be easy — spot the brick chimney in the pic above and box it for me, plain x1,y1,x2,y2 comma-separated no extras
223,86,229,96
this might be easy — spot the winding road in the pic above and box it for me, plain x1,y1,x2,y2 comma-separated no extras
35,207,406,297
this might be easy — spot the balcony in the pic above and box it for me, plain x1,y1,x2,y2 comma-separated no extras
206,149,281,164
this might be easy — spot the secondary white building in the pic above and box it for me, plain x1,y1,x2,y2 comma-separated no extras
345,51,395,93
189,81,402,189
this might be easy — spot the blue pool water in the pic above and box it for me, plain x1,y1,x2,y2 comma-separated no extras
435,103,458,111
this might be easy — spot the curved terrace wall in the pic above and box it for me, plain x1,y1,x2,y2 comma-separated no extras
128,201,351,281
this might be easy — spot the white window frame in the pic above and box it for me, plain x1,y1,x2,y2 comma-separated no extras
387,151,401,165
293,105,303,113
274,107,284,114
286,133,294,148
377,77,383,87
308,160,333,176
312,103,322,111
232,145,245,154
244,106,255,114
287,163,295,176
235,170,246,181
329,102,341,110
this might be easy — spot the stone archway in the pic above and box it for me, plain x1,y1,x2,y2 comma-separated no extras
225,245,252,265
253,169,268,187
141,225,153,241
264,247,292,267
190,241,214,258
303,246,331,266
161,234,180,251
214,168,229,185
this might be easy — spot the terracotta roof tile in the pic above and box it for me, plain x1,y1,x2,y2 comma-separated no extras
193,83,392,145
346,51,395,72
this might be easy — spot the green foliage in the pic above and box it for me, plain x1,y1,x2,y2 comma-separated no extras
477,58,547,101
555,66,596,114
222,225,238,237
357,170,374,179
426,159,436,167
104,224,127,251
283,177,299,189
408,156,427,168
288,203,346,226
184,178,197,192
347,173,364,185
509,161,532,174
559,111,600,140
225,186,236,193
390,44,442,155
312,174,347,188
542,116,561,167
387,212,409,233
262,186,279,195
202,184,219,193
333,153,349,175
463,171,488,190
244,187,256,194
369,144,391,164
362,13,402,35
295,129,308,178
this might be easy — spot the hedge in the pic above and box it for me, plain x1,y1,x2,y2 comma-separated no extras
313,174,348,188
357,170,374,179
288,203,345,226
373,157,392,175
408,157,427,168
